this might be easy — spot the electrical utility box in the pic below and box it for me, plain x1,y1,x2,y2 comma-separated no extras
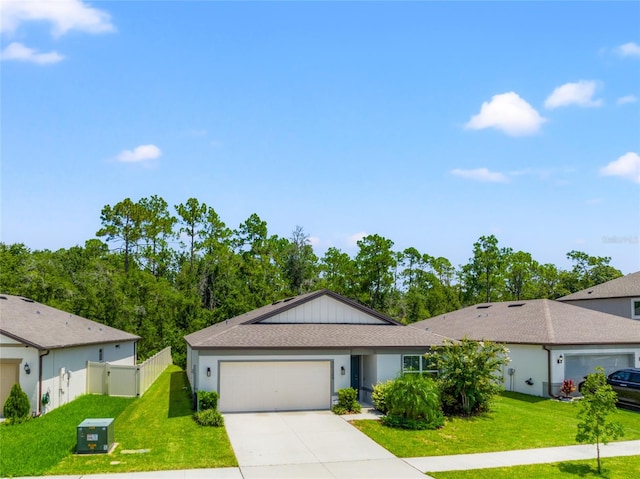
77,418,114,454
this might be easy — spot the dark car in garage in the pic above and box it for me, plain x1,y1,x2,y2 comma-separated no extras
579,368,640,406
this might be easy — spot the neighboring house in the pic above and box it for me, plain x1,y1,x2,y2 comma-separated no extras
558,271,640,319
185,289,449,412
412,299,640,398
0,294,140,417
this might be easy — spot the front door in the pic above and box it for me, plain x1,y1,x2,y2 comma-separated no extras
350,356,360,399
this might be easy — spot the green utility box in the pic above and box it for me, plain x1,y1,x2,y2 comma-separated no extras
77,418,114,454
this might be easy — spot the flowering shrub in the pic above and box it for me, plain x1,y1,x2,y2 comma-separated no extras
560,379,576,398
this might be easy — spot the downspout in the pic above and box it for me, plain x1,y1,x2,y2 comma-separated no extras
542,345,553,398
38,349,50,415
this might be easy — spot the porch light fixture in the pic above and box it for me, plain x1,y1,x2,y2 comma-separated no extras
206,367,211,377
557,355,564,364
340,366,345,376
24,363,31,375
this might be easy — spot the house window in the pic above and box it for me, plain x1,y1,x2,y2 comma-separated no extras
402,355,438,376
99,348,104,361
632,299,640,319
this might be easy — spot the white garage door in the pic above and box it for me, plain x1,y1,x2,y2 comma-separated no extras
565,354,634,385
219,361,331,413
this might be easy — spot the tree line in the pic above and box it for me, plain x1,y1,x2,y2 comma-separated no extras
0,195,623,366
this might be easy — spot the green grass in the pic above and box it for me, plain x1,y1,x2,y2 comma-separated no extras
429,456,640,479
1,365,237,477
352,392,640,457
0,394,133,477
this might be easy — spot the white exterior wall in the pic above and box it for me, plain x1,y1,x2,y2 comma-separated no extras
377,354,403,383
261,296,387,324
0,335,136,416
0,335,39,416
193,350,417,406
549,345,640,387
196,351,352,401
503,343,640,398
502,344,548,397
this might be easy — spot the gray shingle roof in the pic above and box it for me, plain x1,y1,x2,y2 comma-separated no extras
185,289,449,349
558,271,640,301
0,294,140,350
411,299,640,345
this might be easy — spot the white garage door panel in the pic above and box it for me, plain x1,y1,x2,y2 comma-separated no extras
565,354,633,384
219,361,331,412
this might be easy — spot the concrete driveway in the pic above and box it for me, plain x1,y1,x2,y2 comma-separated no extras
223,410,426,479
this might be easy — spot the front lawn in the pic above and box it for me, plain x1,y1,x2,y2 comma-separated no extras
352,392,640,457
429,456,640,479
1,365,237,477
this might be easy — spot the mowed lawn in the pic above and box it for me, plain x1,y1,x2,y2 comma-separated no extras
1,364,236,477
352,392,640,457
429,456,640,479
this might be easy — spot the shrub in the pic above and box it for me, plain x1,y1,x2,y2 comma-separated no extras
383,374,444,429
197,390,219,411
193,408,225,427
332,387,361,414
426,338,509,416
371,380,393,414
560,379,576,398
3,383,31,424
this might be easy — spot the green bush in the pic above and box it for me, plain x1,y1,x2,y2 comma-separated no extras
197,390,219,411
193,408,224,427
332,387,361,414
426,338,509,416
371,380,393,414
3,383,31,425
383,374,444,429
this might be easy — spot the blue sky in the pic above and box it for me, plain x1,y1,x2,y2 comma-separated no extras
2,1,639,274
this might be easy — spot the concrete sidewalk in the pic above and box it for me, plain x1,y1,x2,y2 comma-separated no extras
405,440,640,472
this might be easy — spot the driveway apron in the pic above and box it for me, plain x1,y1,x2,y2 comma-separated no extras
223,410,426,479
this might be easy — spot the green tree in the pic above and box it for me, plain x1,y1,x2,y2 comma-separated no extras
319,247,357,297
283,226,318,294
460,235,507,304
565,251,622,293
96,198,145,273
504,250,538,300
576,367,624,474
138,195,176,277
355,234,396,311
3,383,31,424
426,338,510,416
175,198,209,271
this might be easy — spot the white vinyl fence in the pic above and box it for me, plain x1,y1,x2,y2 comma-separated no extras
87,347,172,397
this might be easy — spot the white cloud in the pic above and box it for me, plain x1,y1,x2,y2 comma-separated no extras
465,92,546,136
616,42,640,58
599,152,640,183
116,145,162,163
544,80,603,109
451,168,509,183
1,0,114,37
1,42,63,64
617,95,637,105
346,232,366,247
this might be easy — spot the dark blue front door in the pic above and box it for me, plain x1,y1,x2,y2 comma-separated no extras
350,356,360,398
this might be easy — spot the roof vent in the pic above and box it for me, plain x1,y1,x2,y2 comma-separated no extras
587,291,593,294
21,298,34,303
283,297,294,303
477,305,491,309
508,303,525,308
0,296,7,300
271,300,282,305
